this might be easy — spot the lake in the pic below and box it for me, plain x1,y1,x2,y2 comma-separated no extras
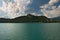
0,23,60,40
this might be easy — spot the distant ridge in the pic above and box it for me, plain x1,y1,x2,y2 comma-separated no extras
50,16,60,20
0,14,60,23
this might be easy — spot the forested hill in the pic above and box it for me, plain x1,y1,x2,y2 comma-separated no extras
0,14,60,23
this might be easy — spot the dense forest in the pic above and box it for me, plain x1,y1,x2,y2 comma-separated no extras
0,14,60,23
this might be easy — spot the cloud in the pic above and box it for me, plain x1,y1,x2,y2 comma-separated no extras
40,0,60,18
0,0,60,19
49,0,59,5
0,0,31,19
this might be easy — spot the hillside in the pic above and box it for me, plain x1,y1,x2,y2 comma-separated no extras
0,14,60,23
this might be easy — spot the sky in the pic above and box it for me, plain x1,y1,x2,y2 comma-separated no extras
0,0,60,19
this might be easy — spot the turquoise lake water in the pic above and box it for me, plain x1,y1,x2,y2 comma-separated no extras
0,23,60,40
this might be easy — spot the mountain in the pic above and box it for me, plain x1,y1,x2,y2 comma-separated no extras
50,16,60,20
0,14,60,23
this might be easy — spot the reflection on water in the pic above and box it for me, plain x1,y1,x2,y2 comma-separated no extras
0,23,60,40
0,23,28,40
